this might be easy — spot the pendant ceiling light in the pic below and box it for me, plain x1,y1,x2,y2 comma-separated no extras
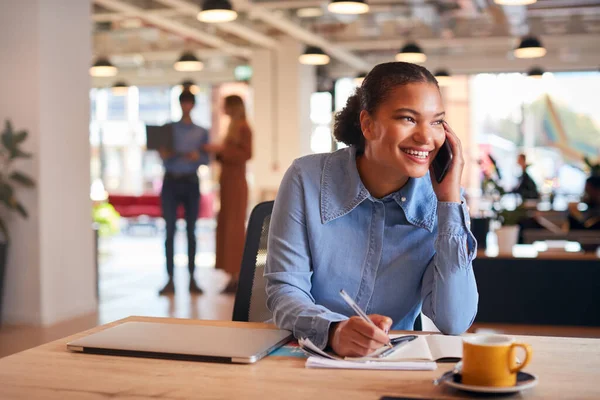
90,57,117,77
494,0,536,5
514,36,546,59
111,81,129,96
197,0,237,23
527,67,544,78
297,7,324,18
328,0,369,15
299,46,330,65
354,72,367,86
395,42,427,63
434,69,452,86
180,79,200,94
174,52,204,72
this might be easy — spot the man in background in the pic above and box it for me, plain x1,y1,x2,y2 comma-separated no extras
512,153,539,200
158,90,209,295
568,176,600,230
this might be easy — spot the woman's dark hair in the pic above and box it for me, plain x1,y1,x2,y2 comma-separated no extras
179,89,195,104
333,62,438,152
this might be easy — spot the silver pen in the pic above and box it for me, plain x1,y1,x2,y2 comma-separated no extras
339,289,393,349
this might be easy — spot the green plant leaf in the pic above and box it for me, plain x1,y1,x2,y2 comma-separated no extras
2,120,15,150
10,171,35,187
14,201,28,218
9,148,32,160
0,217,8,242
0,183,14,203
14,130,28,143
1,131,13,152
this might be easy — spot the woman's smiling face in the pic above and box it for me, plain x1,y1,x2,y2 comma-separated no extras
361,82,446,179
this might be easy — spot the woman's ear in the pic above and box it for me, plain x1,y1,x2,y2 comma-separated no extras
360,110,376,141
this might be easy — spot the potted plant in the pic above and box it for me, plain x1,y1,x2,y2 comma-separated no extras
495,206,527,254
0,120,35,324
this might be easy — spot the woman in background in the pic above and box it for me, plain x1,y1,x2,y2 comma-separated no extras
204,95,253,293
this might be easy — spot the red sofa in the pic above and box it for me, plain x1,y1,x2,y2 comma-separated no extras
108,193,214,219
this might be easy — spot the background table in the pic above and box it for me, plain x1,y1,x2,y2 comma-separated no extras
473,252,600,327
0,316,599,399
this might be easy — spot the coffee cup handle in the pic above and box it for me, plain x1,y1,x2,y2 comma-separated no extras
508,342,532,373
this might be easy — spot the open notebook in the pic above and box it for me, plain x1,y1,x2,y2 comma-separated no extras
354,334,463,362
297,334,461,370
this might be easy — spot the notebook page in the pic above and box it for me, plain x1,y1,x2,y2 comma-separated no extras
348,335,434,362
425,335,463,361
306,357,437,371
380,335,434,361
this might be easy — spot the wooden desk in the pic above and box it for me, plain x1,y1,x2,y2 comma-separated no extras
0,316,599,399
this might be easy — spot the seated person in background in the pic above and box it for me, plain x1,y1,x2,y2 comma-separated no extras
568,176,600,230
265,62,478,357
511,153,539,201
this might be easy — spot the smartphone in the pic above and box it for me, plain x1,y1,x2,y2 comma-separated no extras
432,139,453,183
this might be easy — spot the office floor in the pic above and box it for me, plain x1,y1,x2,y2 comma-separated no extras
1,219,600,359
1,219,235,359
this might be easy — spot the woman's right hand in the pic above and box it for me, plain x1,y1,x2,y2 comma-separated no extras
328,315,392,357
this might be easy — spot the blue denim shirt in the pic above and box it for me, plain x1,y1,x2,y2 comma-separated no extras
265,146,478,349
163,121,209,174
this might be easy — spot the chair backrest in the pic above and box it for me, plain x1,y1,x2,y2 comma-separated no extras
232,201,274,322
231,200,422,331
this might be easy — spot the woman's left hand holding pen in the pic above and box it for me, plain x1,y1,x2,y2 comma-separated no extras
328,315,393,357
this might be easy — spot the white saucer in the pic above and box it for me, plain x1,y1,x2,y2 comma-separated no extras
441,370,539,394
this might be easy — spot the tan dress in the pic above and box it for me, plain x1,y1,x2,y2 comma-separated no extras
215,122,252,277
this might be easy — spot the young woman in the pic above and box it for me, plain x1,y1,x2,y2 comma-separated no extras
204,95,253,293
265,62,478,357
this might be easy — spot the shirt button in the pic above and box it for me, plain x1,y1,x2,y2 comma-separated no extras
401,197,407,202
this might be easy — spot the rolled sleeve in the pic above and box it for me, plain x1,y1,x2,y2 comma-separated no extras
265,162,348,349
421,198,479,335
296,311,348,350
437,200,477,263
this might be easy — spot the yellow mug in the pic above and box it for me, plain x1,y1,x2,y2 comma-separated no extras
462,335,532,387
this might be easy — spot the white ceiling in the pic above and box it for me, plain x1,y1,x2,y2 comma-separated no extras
92,0,600,85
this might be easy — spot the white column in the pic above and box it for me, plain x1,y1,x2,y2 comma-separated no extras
250,38,316,203
0,0,96,325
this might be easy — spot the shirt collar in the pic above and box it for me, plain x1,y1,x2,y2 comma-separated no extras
320,146,437,231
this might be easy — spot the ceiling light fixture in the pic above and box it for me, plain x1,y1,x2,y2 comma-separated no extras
197,0,238,23
434,69,452,86
90,57,117,77
494,0,536,5
354,72,367,86
299,46,330,65
174,52,204,72
395,42,427,63
527,67,544,78
297,7,324,18
328,0,370,15
111,81,129,96
514,36,547,59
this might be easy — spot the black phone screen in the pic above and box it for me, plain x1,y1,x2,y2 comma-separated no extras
432,140,452,183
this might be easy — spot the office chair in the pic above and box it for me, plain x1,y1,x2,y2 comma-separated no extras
232,201,274,323
231,200,423,331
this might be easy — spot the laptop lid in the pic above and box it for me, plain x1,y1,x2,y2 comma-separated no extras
67,322,292,364
146,125,174,151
